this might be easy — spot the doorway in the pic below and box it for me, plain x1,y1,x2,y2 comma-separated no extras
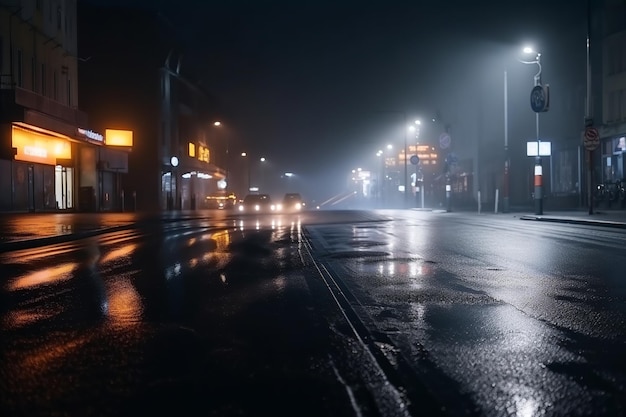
55,165,73,209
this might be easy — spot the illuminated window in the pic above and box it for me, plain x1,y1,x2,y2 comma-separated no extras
198,146,210,163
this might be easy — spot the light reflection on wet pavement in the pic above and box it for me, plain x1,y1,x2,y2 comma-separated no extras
305,211,626,417
0,212,405,417
1,209,625,416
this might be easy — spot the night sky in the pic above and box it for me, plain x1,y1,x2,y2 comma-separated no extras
84,0,589,201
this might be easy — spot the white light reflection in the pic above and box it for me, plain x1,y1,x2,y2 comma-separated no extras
165,262,182,280
375,259,427,280
511,394,539,417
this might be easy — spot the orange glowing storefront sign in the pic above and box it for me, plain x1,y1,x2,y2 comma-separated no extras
105,129,133,147
198,145,210,163
11,125,72,165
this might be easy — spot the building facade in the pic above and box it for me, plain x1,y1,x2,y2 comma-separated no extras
595,0,626,196
0,0,130,213
78,4,226,212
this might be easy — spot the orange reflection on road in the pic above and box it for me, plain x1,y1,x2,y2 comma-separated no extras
8,263,76,290
99,243,137,264
105,278,143,326
4,335,91,380
2,308,60,329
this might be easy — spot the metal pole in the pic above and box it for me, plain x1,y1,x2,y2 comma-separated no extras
404,113,408,208
534,56,543,215
586,0,594,215
503,70,510,213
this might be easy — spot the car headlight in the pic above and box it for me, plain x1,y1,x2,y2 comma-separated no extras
239,205,244,211
254,204,260,211
295,203,302,210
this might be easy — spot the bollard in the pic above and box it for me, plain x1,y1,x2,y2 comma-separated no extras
495,189,499,213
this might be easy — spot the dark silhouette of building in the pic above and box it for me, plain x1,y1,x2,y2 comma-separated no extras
78,3,227,212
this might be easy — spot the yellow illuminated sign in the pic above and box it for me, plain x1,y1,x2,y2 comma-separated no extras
189,143,196,157
12,125,71,165
105,129,133,147
198,146,210,163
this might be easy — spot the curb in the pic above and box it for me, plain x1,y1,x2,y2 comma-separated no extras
519,215,626,229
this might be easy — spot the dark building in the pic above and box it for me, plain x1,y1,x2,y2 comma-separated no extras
78,3,227,212
0,0,129,213
592,0,626,207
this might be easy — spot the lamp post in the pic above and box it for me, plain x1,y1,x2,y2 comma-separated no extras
403,114,410,208
241,152,250,195
376,143,393,207
376,149,384,207
520,46,548,215
408,120,422,208
503,70,510,213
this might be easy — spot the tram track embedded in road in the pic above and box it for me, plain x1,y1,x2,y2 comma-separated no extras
300,228,458,417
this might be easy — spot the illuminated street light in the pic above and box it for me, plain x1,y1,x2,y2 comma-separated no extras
520,45,548,215
376,144,394,207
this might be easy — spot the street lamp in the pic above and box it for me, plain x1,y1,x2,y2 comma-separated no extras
520,46,548,215
408,120,422,208
241,153,267,193
241,152,250,195
376,144,393,207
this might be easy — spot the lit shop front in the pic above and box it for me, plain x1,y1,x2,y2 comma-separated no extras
162,141,226,210
0,123,74,211
0,123,132,212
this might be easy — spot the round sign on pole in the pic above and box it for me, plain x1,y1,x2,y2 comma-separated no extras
439,133,451,149
530,84,549,113
410,155,419,165
583,127,600,151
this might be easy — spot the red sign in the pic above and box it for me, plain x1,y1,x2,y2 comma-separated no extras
583,127,599,151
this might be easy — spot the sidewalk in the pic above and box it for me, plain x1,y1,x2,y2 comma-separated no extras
425,205,626,228
516,208,626,229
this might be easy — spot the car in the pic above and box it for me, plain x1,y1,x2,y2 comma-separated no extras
238,194,277,213
281,193,305,212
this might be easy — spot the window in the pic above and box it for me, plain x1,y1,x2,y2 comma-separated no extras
41,63,46,96
16,49,23,87
607,89,626,123
53,70,58,100
552,148,579,194
67,79,71,106
57,6,62,30
0,37,4,85
31,57,36,92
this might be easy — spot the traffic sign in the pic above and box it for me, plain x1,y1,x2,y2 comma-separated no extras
583,127,599,151
410,155,419,165
530,84,550,113
439,133,451,149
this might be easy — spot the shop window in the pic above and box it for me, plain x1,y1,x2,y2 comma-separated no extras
615,136,626,153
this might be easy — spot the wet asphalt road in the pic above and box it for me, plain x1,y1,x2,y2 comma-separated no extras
0,209,625,417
